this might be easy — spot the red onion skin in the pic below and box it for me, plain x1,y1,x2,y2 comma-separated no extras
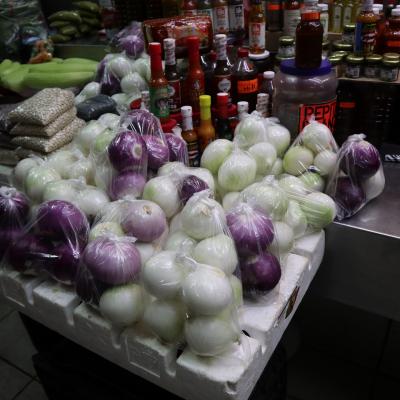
179,175,209,205
0,228,24,259
227,207,275,257
340,140,381,182
241,252,281,293
109,170,146,200
108,131,148,172
142,135,170,171
166,134,188,164
333,176,366,219
0,188,29,228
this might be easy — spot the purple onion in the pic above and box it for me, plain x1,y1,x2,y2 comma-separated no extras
0,228,23,259
340,138,381,181
36,200,89,243
119,35,145,58
109,170,146,200
121,200,167,242
165,134,189,164
82,237,141,285
227,205,275,257
0,187,30,228
142,135,170,171
332,176,366,219
100,70,121,96
179,175,209,205
120,109,162,137
47,242,82,284
8,233,52,274
108,131,148,172
241,251,281,293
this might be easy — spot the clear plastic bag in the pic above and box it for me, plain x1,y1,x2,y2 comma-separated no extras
282,118,339,192
113,22,145,59
165,133,189,165
326,134,385,220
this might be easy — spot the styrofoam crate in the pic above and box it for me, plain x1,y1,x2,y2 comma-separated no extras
0,231,325,400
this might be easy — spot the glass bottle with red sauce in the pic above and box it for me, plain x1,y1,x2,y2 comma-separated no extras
149,42,170,124
182,0,198,15
295,0,323,69
181,106,200,166
215,92,233,140
231,48,258,110
354,0,378,56
185,36,205,113
384,8,400,54
163,38,181,115
213,34,232,104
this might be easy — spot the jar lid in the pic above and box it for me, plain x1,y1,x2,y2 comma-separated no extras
275,55,294,64
249,50,270,60
333,41,353,51
263,70,275,79
279,36,294,45
317,3,328,11
383,59,400,66
346,54,364,63
322,40,329,49
343,23,356,32
280,59,332,76
366,54,383,63
328,55,342,65
332,50,349,59
383,52,400,61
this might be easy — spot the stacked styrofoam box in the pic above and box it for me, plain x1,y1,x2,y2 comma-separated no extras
0,230,325,400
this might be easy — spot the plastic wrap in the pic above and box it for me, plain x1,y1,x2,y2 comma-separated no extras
326,134,385,220
282,118,339,191
165,133,189,165
113,22,145,59
76,94,118,121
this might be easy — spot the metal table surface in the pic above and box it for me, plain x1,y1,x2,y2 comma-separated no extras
311,158,400,320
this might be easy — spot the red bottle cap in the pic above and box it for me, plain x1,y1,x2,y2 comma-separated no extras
161,118,177,133
237,48,249,58
148,42,162,57
217,92,229,106
187,36,200,50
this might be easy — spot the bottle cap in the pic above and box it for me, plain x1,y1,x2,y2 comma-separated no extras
263,70,275,79
217,92,228,106
392,8,400,16
237,48,249,58
373,3,383,10
148,42,161,56
215,34,227,46
187,36,200,51
237,101,249,113
249,50,270,60
200,95,211,107
317,3,328,11
181,106,193,117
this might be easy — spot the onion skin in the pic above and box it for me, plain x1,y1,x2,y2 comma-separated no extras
165,134,188,164
142,135,170,171
0,187,29,228
0,228,24,259
179,175,209,205
109,170,146,200
332,176,366,219
46,242,81,284
240,251,281,293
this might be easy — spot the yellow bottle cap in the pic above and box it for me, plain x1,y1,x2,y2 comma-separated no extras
200,95,211,107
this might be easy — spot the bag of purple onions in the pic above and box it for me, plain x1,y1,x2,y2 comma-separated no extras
326,134,385,220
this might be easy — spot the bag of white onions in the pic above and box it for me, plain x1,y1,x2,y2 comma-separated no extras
326,134,385,220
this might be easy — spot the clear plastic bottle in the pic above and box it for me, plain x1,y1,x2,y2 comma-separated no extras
260,70,275,117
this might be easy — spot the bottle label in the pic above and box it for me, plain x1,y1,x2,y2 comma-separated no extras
279,44,295,57
345,64,361,78
343,6,352,25
164,43,176,66
364,66,378,78
342,32,354,44
283,9,300,37
186,139,200,167
149,86,170,119
167,79,181,114
355,21,376,55
380,67,398,82
237,78,258,94
213,6,229,33
298,98,337,132
333,6,342,31
320,14,328,37
249,22,266,51
228,4,245,31
216,38,227,60
217,76,232,93
386,40,400,48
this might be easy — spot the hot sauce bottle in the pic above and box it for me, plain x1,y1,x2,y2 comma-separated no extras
354,0,378,56
149,42,170,124
215,92,233,140
185,36,205,113
295,0,323,69
198,95,216,151
163,38,181,114
213,0,230,33
181,106,200,166
213,34,232,104
249,0,266,54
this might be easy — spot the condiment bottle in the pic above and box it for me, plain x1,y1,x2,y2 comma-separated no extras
354,0,378,56
249,0,266,54
266,0,283,32
373,4,385,54
198,95,216,151
197,0,213,18
202,50,217,94
181,106,200,166
283,0,301,37
182,0,198,15
164,38,181,115
318,3,329,39
215,92,233,140
213,0,230,34
140,90,150,110
237,101,249,120
259,70,274,117
384,8,400,54
185,36,205,113
342,0,354,27
149,42,170,124
256,92,268,118
228,0,245,35
331,0,343,33
295,0,323,69
231,48,258,110
213,34,232,104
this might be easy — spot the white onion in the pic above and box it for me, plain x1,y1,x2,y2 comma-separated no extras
97,113,120,130
158,161,186,177
80,81,100,98
363,167,385,201
24,166,61,202
234,113,268,148
299,172,325,192
278,175,308,202
169,212,183,233
248,142,277,175
99,284,145,326
46,150,80,178
109,55,134,78
75,121,106,155
301,122,333,153
135,242,157,266
143,176,180,218
265,122,291,156
229,275,243,307
222,192,240,212
283,200,307,238
218,151,257,192
42,179,79,204
283,146,314,176
269,222,294,255
14,158,40,188
188,168,215,192
143,250,185,300
89,221,124,242
181,195,226,240
165,231,197,256
76,187,110,218
143,300,186,343
66,159,95,184
182,264,233,316
121,72,147,94
300,192,336,229
314,150,337,176
200,139,233,174
270,158,283,175
193,234,238,275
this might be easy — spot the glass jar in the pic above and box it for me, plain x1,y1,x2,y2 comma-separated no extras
383,53,400,62
342,23,356,45
345,54,364,79
364,54,382,78
328,55,342,77
380,59,400,82
322,40,329,59
273,59,338,136
278,36,295,58
333,41,353,53
249,50,271,84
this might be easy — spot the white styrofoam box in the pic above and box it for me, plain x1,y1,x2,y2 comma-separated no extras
293,230,325,272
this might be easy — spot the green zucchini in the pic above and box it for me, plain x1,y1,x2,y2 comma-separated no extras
49,34,72,43
0,59,12,74
60,25,78,36
23,71,95,89
77,9,99,19
28,63,97,73
82,17,101,28
73,1,100,14
48,11,82,24
63,57,98,64
49,20,70,28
